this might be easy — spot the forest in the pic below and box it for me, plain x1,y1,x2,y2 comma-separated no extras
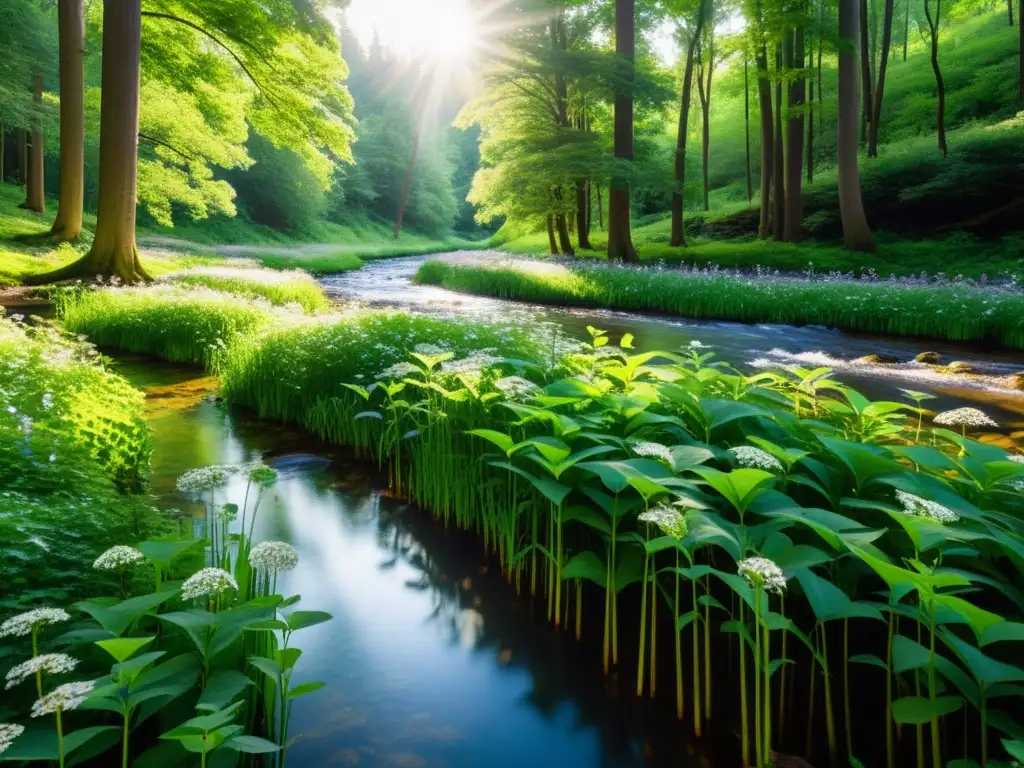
1,0,1023,767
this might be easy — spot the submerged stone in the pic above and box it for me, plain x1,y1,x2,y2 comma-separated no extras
915,351,941,364
855,353,901,364
945,361,977,374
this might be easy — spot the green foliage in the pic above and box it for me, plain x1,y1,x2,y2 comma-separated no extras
166,266,330,312
417,257,1024,348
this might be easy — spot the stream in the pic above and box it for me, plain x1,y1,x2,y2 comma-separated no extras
119,253,1023,768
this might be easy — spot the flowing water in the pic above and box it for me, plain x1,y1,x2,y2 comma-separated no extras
116,254,1023,767
322,254,1024,432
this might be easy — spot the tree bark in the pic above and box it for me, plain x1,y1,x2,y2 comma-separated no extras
784,25,805,242
1019,0,1023,99
756,45,774,236
807,20,815,183
23,73,46,213
744,60,753,203
546,215,559,254
555,211,574,255
771,46,785,241
607,0,637,261
923,0,947,157
838,0,876,251
859,0,874,142
29,0,150,284
394,130,420,239
696,35,714,213
1008,0,1013,25
575,181,592,249
0,124,4,184
17,130,27,187
669,0,707,247
867,0,895,157
596,185,604,229
51,0,86,240
903,0,910,60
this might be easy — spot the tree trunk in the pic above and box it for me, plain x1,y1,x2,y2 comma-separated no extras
669,0,706,247
807,21,815,183
607,0,637,261
1,124,5,184
1019,0,1023,99
923,0,947,157
29,0,149,284
555,212,574,256
575,181,592,249
867,0,895,157
394,130,420,239
23,73,46,213
784,25,805,242
51,0,86,240
903,0,910,61
1008,0,1013,25
744,60,753,203
18,130,27,187
547,215,559,255
859,0,874,142
696,36,714,213
838,0,876,251
771,46,785,241
597,185,604,229
756,46,774,237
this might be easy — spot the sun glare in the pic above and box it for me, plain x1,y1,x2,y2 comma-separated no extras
424,1,480,64
347,0,487,65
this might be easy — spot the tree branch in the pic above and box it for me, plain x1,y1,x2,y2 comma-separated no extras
138,133,196,162
140,11,280,109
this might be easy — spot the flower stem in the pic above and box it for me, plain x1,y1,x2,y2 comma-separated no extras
929,599,941,768
122,711,130,768
57,708,65,768
740,600,750,767
674,548,683,720
754,591,763,768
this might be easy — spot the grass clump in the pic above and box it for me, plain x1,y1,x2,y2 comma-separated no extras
165,266,331,312
59,285,284,368
417,258,1024,349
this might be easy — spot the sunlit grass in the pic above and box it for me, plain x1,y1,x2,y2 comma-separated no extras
165,266,331,312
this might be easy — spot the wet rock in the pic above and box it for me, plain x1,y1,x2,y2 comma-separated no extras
855,353,901,364
944,361,977,375
915,351,941,364
1007,373,1024,390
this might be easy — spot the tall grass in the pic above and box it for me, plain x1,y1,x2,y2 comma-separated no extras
417,258,1024,349
166,266,331,312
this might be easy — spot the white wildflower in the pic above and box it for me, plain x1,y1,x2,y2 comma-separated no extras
93,545,144,571
31,681,95,717
638,503,688,539
494,376,539,401
738,556,787,595
441,352,502,376
377,362,421,380
248,465,277,488
629,440,673,463
933,408,998,429
218,504,238,522
895,490,961,524
686,340,709,349
1008,454,1024,464
249,541,299,572
6,654,79,690
0,723,25,755
180,568,238,601
730,446,784,472
413,343,448,355
176,465,236,494
0,608,72,638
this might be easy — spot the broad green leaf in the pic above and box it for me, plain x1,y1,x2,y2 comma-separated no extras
934,594,1003,640
287,610,333,631
891,695,963,724
850,654,887,671
795,569,883,624
74,590,180,637
249,656,282,681
892,636,932,674
159,610,216,657
137,540,202,568
196,670,254,712
96,636,156,664
941,632,1024,686
562,551,607,585
287,680,326,700
693,467,775,513
466,429,515,454
223,735,281,754
983,621,1024,646
488,461,571,506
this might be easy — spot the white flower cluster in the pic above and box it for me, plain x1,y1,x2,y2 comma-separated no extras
933,408,998,428
441,351,501,376
730,446,784,472
248,465,278,488
686,340,709,349
638,503,688,539
180,568,239,601
377,362,421,380
494,376,539,401
6,653,79,690
93,545,145,571
0,723,24,755
249,541,299,572
629,441,673,463
895,490,961,524
176,465,236,493
738,556,787,595
413,343,449,355
31,681,95,716
0,608,72,638
1008,454,1024,464
218,504,239,522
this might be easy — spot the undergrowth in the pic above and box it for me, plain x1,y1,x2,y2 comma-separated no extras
166,267,331,312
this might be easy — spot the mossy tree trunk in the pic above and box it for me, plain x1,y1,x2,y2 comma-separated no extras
29,0,150,284
22,73,46,214
547,214,559,255
607,0,637,262
669,0,707,247
50,0,85,241
784,23,805,242
838,0,876,251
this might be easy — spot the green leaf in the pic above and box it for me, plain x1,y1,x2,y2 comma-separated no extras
795,569,883,624
1002,739,1024,761
138,540,203,568
933,594,1003,641
159,610,216,657
941,633,1024,686
467,428,515,454
96,635,156,663
892,635,932,675
891,695,963,724
74,590,180,637
850,654,888,671
562,551,607,585
693,467,775,514
489,461,571,506
223,735,281,754
249,656,282,682
983,621,1024,646
287,680,326,699
197,670,254,713
286,610,333,631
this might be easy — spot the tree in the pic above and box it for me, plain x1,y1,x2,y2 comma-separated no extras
922,0,947,156
695,24,716,212
607,0,638,261
21,72,45,214
50,0,85,240
669,0,709,246
752,2,774,237
859,0,873,140
784,18,805,241
866,0,895,156
745,58,754,200
837,0,875,250
806,7,815,182
771,44,784,240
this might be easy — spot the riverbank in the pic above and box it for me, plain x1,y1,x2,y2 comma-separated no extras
417,256,1024,351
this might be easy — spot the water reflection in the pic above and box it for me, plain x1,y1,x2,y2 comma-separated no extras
123,360,713,768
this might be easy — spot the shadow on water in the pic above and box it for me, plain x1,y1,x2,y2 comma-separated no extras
117,357,726,768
